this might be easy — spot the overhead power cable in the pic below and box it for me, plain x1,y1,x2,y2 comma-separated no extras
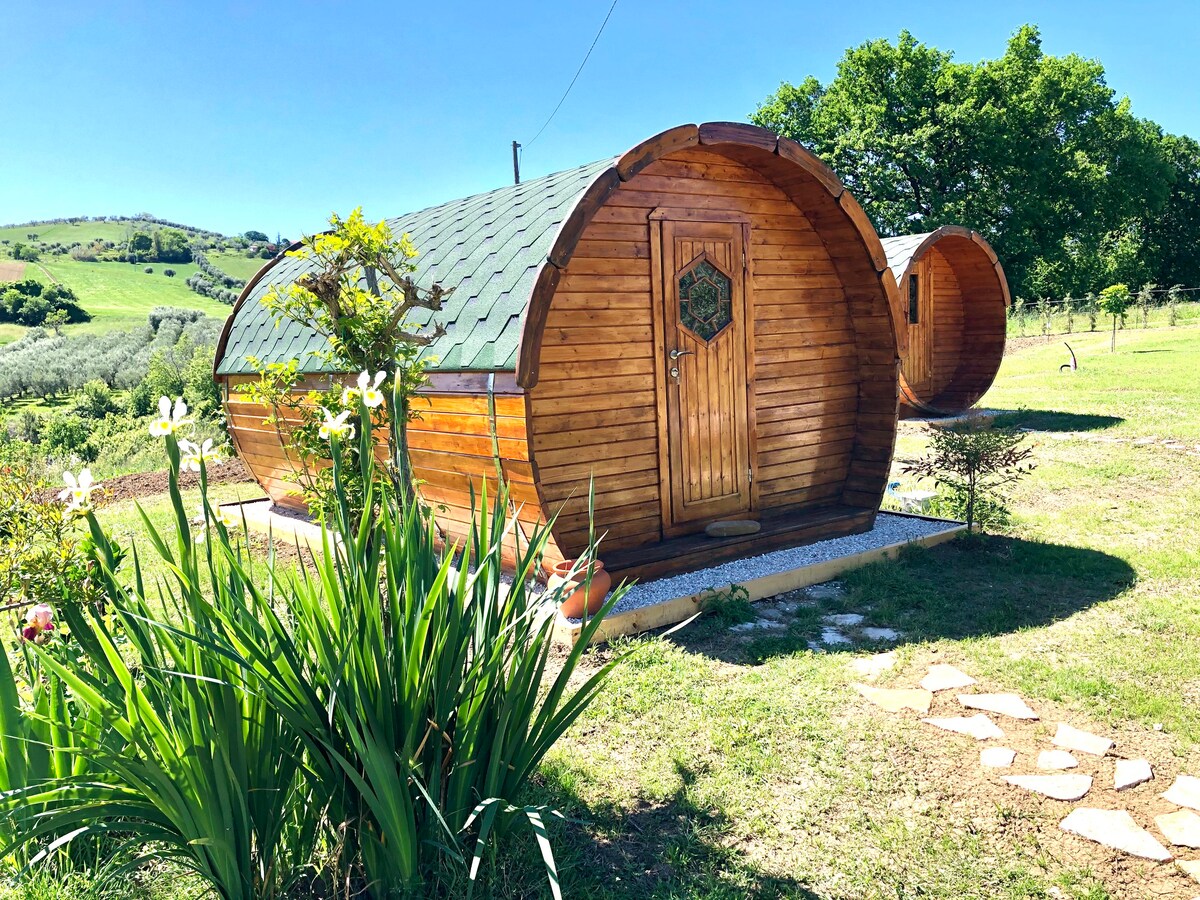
523,0,619,149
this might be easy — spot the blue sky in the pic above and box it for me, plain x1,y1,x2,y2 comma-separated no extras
2,0,1197,238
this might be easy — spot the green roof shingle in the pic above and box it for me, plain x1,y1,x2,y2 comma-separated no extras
215,157,615,376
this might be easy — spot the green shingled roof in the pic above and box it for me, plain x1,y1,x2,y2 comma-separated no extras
880,232,935,278
215,157,616,376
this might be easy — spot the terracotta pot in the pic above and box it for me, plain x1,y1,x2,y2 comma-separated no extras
550,560,611,618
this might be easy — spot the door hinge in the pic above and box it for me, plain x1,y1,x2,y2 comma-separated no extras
747,466,753,484
742,247,747,273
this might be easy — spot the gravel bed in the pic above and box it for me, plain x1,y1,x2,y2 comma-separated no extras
568,513,958,623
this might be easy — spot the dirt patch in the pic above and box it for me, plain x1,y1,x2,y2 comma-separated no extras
0,261,26,281
38,458,256,505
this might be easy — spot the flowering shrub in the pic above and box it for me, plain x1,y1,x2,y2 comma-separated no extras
0,457,104,612
237,209,450,516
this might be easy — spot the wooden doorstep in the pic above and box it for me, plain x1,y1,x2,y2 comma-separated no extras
554,512,966,647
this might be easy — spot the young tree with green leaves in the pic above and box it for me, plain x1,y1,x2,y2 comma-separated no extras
246,208,449,508
904,422,1035,533
1098,283,1133,351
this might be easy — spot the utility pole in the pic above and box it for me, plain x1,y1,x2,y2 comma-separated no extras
512,141,521,185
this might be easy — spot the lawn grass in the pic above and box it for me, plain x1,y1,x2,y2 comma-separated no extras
517,324,1200,899
68,324,1200,898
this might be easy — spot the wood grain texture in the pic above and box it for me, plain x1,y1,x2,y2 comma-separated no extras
528,140,897,563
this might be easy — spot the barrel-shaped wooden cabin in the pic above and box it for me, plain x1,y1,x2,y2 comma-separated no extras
214,123,901,580
881,226,1010,416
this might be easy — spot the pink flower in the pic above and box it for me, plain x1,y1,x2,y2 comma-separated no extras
25,604,54,631
21,604,55,643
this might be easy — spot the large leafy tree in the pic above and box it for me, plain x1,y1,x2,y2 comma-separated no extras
752,26,1192,300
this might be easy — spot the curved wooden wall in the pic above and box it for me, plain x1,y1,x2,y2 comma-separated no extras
894,229,1009,416
523,124,900,563
220,372,548,569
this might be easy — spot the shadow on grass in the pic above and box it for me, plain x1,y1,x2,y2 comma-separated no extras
988,409,1124,432
674,535,1136,666
485,759,818,900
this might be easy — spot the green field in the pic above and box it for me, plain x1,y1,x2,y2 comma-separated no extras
36,256,232,332
0,219,144,247
0,256,233,344
0,218,243,343
207,249,270,281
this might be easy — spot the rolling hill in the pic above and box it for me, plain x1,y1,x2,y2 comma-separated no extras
0,217,273,344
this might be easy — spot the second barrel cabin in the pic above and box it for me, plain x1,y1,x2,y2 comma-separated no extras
882,226,1011,416
213,122,902,580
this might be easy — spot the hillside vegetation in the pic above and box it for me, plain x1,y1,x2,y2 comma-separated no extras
0,216,281,344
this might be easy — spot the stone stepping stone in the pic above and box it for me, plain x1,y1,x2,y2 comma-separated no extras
1037,750,1079,770
823,613,864,627
1115,758,1153,791
923,714,1004,740
850,651,896,680
1052,723,1114,756
920,664,976,693
1060,807,1172,861
1156,809,1200,848
1164,775,1200,812
980,747,1017,768
854,684,932,714
861,626,901,641
821,627,852,645
1004,774,1093,801
808,582,845,600
1179,859,1200,884
958,693,1039,720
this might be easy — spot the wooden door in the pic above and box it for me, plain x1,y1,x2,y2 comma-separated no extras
905,258,935,390
657,217,752,532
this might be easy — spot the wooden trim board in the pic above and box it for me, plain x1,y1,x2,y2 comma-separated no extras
552,512,966,646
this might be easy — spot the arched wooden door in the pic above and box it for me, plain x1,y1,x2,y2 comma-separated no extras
651,212,752,536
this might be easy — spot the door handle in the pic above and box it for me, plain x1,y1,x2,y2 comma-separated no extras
669,348,694,360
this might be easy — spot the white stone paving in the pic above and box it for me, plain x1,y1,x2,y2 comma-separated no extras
850,651,896,680
1052,722,1114,756
922,714,1005,740
920,664,977,693
958,693,1039,720
1115,759,1153,791
1164,775,1200,812
823,613,864,627
1155,809,1200,848
980,747,1017,768
849,660,1196,875
855,684,932,714
1005,774,1093,801
1037,750,1079,770
1060,808,1172,861
862,626,902,641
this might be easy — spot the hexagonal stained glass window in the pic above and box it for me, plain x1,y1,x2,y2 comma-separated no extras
678,258,732,342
